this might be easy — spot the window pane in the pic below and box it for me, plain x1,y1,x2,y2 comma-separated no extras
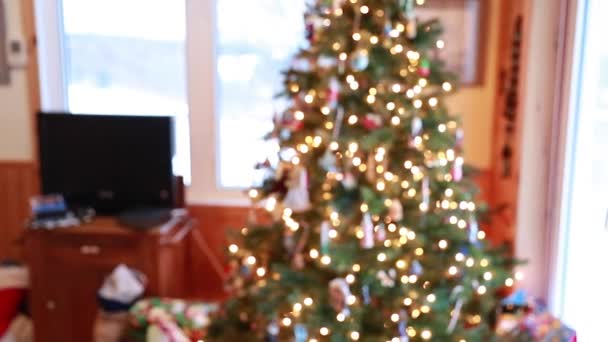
217,0,307,188
560,0,608,339
60,0,191,183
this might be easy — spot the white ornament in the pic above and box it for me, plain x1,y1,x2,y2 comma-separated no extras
361,213,374,249
283,167,311,213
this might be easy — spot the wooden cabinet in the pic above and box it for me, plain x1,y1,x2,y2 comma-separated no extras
25,216,192,342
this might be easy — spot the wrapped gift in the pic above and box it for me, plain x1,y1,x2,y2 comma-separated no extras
130,298,218,341
496,290,577,341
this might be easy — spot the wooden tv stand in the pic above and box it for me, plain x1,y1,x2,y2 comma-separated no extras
25,214,193,342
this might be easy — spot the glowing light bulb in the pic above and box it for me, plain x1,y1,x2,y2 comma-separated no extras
421,330,432,340
228,244,239,254
282,317,292,326
377,252,387,262
304,297,314,306
321,255,331,265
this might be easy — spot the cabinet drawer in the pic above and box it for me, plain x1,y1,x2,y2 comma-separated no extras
46,234,143,267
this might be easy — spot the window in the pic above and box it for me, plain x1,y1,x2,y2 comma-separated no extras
216,0,307,188
58,0,191,182
554,0,608,339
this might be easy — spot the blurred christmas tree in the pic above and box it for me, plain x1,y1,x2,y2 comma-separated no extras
209,0,516,340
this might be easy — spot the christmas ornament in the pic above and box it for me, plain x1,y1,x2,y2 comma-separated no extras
342,172,357,190
456,127,465,147
320,221,331,255
266,321,280,342
351,48,370,71
362,113,383,130
329,278,352,317
305,15,323,43
283,167,312,213
294,323,308,342
447,286,465,334
398,309,409,341
410,260,423,276
418,58,431,77
411,116,423,136
384,21,394,36
375,224,386,242
361,213,374,249
389,199,404,221
452,157,463,182
422,177,430,208
318,55,337,69
332,106,345,139
319,149,337,172
327,77,341,109
283,230,295,252
377,269,397,287
292,224,311,269
362,285,371,304
469,216,479,244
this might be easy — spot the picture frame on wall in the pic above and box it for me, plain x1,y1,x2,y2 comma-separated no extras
418,0,488,86
0,0,9,85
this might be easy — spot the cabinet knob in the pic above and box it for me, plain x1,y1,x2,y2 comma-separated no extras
46,300,56,310
80,245,101,255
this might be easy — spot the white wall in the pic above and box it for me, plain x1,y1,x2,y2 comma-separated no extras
0,0,33,161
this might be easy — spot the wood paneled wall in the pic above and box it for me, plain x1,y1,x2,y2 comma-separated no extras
488,0,530,248
0,162,38,260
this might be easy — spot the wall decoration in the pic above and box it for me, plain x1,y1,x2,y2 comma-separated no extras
0,0,8,85
417,0,488,85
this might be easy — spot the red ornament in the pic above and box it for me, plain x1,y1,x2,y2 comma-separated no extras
361,114,383,130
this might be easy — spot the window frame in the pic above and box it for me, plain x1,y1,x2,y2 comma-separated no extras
35,0,249,205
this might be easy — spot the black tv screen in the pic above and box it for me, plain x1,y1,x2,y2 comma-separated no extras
38,113,175,214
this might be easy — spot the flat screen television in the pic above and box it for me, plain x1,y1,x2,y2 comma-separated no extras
38,112,175,214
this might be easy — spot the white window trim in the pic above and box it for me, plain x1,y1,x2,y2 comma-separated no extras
35,0,250,207
35,0,67,111
185,0,248,206
545,0,587,316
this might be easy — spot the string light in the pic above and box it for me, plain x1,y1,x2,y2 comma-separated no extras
228,244,239,254
436,40,445,49
282,317,292,326
248,189,259,198
360,5,369,14
304,297,313,306
321,255,332,265
350,331,360,340
320,327,330,336
421,330,432,340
